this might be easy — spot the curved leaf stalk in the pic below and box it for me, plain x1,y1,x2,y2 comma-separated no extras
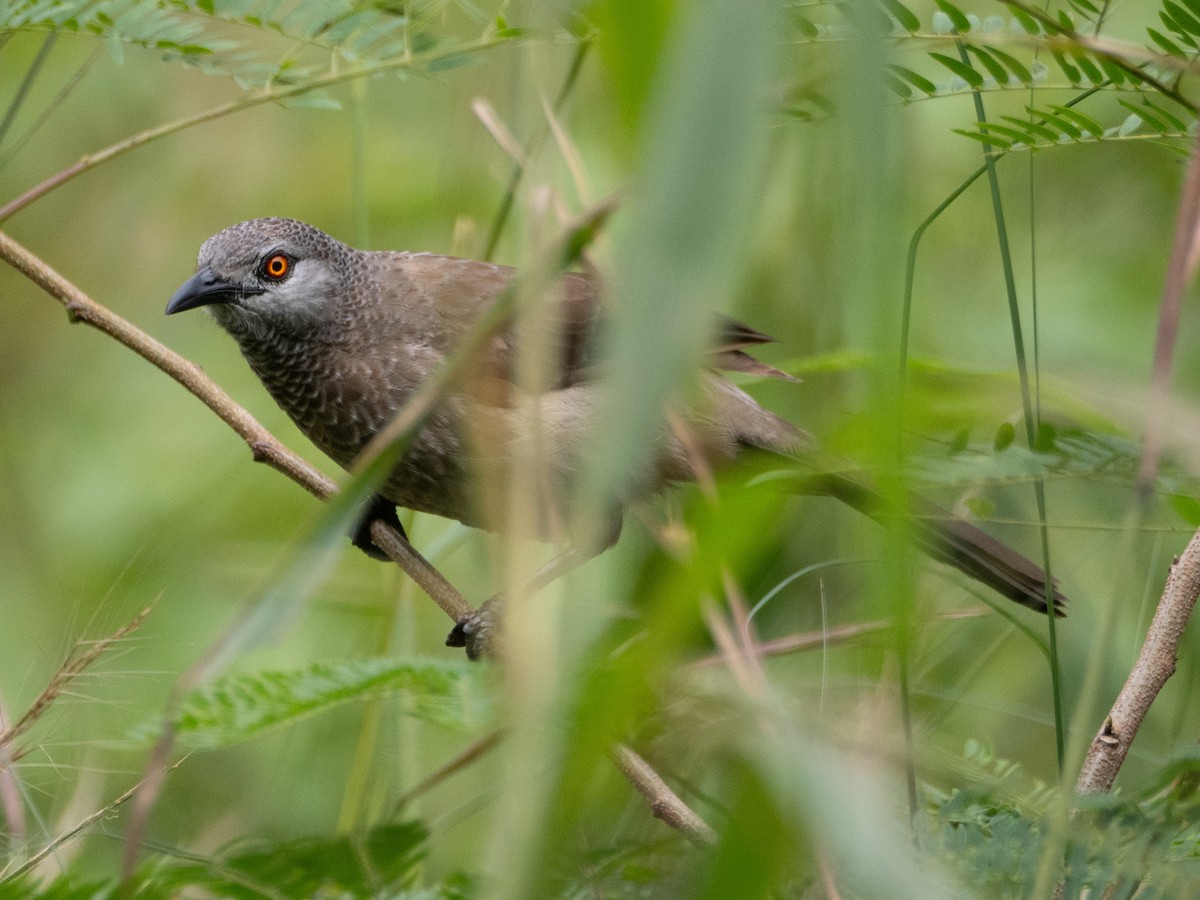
482,36,592,261
0,31,512,223
955,38,1065,773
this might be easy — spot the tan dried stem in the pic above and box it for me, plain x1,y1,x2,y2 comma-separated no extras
0,607,153,877
393,729,506,814
1137,128,1200,496
1,756,187,885
687,609,990,669
612,744,717,846
0,699,26,851
0,606,152,757
1075,528,1200,794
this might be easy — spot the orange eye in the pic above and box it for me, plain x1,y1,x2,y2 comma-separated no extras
262,254,290,280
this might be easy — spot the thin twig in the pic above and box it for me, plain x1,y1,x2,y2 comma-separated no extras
0,757,186,884
392,729,505,814
480,38,591,261
686,609,990,669
996,0,1200,114
0,228,472,622
0,698,26,852
1137,127,1200,498
0,34,510,224
0,606,152,756
611,744,717,846
1075,528,1200,795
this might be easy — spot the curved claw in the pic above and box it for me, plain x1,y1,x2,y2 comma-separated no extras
446,597,502,661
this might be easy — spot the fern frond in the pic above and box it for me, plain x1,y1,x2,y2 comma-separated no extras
132,655,490,747
0,0,504,90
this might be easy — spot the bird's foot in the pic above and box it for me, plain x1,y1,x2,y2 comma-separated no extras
351,494,407,561
446,595,502,661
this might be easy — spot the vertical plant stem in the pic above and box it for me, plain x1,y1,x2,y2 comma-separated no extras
0,32,56,151
481,38,591,261
957,40,1065,772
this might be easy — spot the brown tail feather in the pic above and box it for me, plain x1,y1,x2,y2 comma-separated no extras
791,472,1065,616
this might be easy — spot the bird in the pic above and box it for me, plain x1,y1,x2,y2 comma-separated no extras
166,217,1065,657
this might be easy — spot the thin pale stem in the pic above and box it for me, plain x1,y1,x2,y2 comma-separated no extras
0,34,509,224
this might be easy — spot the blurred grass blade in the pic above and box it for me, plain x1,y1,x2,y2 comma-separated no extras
136,656,488,748
580,0,776,529
1138,127,1200,494
185,446,404,686
0,32,56,152
485,0,780,893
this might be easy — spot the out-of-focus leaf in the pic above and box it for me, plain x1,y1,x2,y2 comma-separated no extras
588,0,675,136
134,656,489,747
930,52,985,88
581,0,775,527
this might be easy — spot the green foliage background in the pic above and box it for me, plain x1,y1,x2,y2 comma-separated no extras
3,0,1200,896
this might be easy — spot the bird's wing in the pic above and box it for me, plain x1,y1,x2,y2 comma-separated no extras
381,252,793,389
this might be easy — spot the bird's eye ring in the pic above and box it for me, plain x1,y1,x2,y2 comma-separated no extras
261,254,291,281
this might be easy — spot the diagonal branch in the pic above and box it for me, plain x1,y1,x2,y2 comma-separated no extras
1075,528,1200,795
0,227,471,622
612,744,717,846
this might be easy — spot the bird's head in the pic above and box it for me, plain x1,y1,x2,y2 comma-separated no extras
166,218,351,338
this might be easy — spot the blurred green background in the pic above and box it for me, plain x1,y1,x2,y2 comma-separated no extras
3,0,1200,896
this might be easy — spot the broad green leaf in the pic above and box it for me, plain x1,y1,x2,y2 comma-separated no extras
1169,493,1200,525
1073,52,1104,84
1144,97,1189,130
793,11,820,38
1007,4,1041,32
930,52,985,88
1000,114,1060,142
582,0,775,519
888,63,937,94
1051,50,1081,84
135,656,489,747
884,73,914,99
1030,106,1082,138
994,422,1016,452
954,128,1013,149
1119,100,1169,132
934,0,973,32
975,121,1038,143
966,45,1012,84
1098,56,1130,84
879,0,921,32
1147,25,1188,55
1049,104,1104,136
156,823,432,898
1165,0,1200,35
1160,9,1200,46
986,46,1034,84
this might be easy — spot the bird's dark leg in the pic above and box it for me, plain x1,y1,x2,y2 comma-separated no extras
352,493,408,561
447,519,623,661
444,545,599,660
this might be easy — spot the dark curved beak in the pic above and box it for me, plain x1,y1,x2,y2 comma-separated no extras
166,268,253,315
